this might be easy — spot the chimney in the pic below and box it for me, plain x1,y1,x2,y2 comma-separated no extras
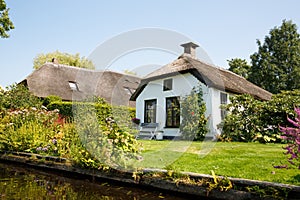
51,57,59,64
180,42,199,59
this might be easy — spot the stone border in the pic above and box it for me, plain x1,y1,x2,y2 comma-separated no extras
1,152,299,200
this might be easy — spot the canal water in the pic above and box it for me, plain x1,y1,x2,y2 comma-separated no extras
0,162,195,200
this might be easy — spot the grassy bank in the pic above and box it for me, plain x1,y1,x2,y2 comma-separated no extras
137,141,300,186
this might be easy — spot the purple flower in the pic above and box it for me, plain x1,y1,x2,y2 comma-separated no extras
132,118,140,125
280,107,300,168
52,139,57,145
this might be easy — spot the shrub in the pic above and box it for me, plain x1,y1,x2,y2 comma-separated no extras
220,94,265,142
280,107,300,168
0,107,60,153
0,84,42,110
73,104,141,169
180,86,208,140
221,90,300,143
48,101,136,127
42,95,62,107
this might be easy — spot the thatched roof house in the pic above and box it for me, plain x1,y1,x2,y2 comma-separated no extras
130,42,272,139
131,54,272,101
22,63,141,107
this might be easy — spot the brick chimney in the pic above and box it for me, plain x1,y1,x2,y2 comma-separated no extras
181,42,199,59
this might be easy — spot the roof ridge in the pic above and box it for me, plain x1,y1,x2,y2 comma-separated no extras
43,62,141,78
184,56,249,80
44,62,96,72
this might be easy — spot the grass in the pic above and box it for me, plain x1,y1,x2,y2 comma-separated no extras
135,140,300,186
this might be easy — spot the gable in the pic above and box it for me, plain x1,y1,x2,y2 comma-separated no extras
134,72,202,102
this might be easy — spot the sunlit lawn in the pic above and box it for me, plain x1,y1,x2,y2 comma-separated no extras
136,140,300,186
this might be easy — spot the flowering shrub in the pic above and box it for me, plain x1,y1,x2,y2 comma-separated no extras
74,104,141,169
0,107,61,153
0,84,140,170
131,117,140,125
180,86,208,140
280,107,300,169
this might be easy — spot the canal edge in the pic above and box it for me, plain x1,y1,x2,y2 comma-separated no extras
0,152,299,200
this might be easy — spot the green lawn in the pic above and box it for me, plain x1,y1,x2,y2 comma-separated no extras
135,140,300,186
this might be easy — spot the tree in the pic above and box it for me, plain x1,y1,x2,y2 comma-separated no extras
248,20,300,94
227,58,251,79
33,51,95,70
180,86,208,140
0,84,42,111
0,0,14,38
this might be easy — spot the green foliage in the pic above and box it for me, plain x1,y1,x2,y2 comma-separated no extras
220,94,265,142
0,107,60,152
221,90,300,143
249,20,300,94
47,100,136,126
0,89,139,169
0,0,14,38
0,84,42,111
205,170,233,195
227,58,251,79
42,95,62,107
73,104,141,169
33,51,95,70
180,86,208,140
246,185,290,199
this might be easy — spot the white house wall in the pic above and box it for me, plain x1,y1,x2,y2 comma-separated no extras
208,87,222,137
136,73,212,137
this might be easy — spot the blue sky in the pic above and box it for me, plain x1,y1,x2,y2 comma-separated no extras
1,0,300,87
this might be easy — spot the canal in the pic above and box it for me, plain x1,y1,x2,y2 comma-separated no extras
0,162,197,200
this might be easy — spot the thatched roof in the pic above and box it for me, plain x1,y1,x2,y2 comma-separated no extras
22,63,141,107
130,55,272,101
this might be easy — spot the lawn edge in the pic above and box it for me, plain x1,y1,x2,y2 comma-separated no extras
1,152,299,200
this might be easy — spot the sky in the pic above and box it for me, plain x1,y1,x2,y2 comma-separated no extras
1,0,300,88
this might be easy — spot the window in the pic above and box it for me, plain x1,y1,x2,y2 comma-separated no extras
220,92,228,120
166,97,180,127
163,79,173,91
123,87,134,95
144,99,157,123
69,81,79,91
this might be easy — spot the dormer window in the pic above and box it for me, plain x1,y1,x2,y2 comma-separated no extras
163,79,173,91
124,87,135,95
69,81,79,91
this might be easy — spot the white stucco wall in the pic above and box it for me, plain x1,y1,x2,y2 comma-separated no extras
135,72,229,138
136,73,201,136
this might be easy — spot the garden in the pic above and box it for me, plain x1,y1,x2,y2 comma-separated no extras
0,84,300,199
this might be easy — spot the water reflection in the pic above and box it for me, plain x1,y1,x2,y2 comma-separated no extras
0,163,191,200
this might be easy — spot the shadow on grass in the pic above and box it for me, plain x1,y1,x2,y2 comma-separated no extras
291,174,300,183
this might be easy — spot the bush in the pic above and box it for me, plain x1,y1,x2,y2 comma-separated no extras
220,94,264,142
0,84,42,111
0,107,60,153
221,90,300,143
42,95,62,107
48,101,136,127
0,86,139,169
73,104,141,169
180,86,208,140
280,107,300,168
